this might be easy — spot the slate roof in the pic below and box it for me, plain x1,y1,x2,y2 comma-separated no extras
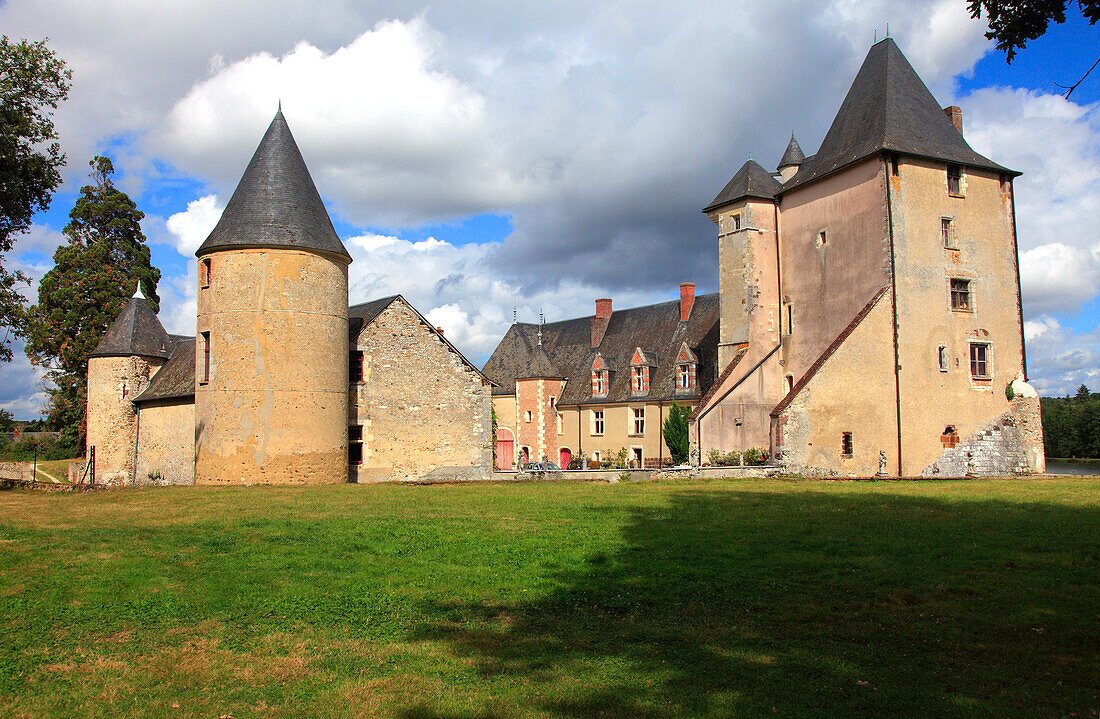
196,110,352,262
134,338,195,404
349,295,399,340
518,345,563,379
703,160,783,211
89,293,172,359
482,293,721,405
782,38,1016,192
777,134,805,169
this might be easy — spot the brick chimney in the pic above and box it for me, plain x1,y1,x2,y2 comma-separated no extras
943,106,963,136
680,282,695,321
591,298,612,347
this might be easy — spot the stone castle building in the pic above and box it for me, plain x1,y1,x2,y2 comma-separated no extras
86,111,492,486
484,38,1044,477
694,38,1044,476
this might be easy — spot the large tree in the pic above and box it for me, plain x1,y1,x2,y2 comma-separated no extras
662,401,690,465
969,1,1100,96
24,156,160,449
0,36,71,361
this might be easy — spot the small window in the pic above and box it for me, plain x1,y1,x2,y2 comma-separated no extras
592,410,605,436
525,410,533,423
890,154,900,177
947,165,962,196
841,432,853,457
785,374,794,393
941,218,955,249
732,213,741,231
630,366,649,394
557,412,564,435
970,343,991,379
349,351,364,383
549,396,556,408
950,279,971,311
938,345,948,372
201,332,210,384
592,369,609,396
941,425,959,448
817,230,827,246
786,304,793,334
199,258,211,288
677,363,694,389
633,408,645,435
348,425,363,466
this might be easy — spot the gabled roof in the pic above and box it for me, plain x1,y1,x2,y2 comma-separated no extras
133,337,195,404
196,110,352,263
704,159,782,212
89,291,172,359
483,293,721,404
783,38,1016,191
777,134,805,169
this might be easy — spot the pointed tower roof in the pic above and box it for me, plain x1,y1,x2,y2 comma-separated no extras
703,159,783,212
784,38,1016,190
518,344,563,379
89,291,172,359
196,110,352,262
777,134,805,170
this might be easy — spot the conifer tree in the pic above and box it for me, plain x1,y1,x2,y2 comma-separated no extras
24,156,160,450
663,401,690,465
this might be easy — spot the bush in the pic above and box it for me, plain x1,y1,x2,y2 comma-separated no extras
0,433,76,462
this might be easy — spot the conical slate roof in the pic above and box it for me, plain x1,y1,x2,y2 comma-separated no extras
784,38,1016,190
89,289,172,359
518,344,562,379
703,159,783,212
196,110,352,262
777,134,805,169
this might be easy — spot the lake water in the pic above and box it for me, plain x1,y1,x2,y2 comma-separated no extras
1045,461,1100,476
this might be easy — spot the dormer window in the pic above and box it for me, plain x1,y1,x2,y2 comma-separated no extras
630,366,649,394
673,342,698,394
591,354,609,396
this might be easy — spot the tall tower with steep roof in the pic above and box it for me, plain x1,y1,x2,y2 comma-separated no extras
194,109,352,485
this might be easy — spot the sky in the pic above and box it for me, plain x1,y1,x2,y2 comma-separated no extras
1,0,1098,417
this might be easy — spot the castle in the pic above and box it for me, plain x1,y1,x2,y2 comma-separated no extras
87,38,1044,484
85,111,493,486
485,39,1045,477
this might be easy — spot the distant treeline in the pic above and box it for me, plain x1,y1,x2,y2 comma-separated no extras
1041,385,1100,459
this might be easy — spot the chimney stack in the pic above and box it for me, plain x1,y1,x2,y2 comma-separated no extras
943,106,963,136
680,282,695,321
591,298,612,347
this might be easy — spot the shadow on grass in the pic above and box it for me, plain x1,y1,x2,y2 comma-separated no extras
407,488,1098,718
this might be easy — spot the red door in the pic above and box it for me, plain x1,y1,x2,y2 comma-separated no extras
560,448,572,468
495,428,515,470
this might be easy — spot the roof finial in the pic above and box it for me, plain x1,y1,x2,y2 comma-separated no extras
133,283,144,300
886,22,890,38
513,298,517,324
537,306,544,347
277,98,282,113
875,29,878,43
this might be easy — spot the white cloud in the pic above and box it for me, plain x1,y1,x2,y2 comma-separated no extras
165,194,223,256
1022,315,1100,396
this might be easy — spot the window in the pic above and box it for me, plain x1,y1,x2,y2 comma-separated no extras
817,229,827,246
592,410,604,435
525,410,533,423
938,345,948,372
732,213,741,231
557,412,564,435
199,258,211,288
549,396,556,408
941,425,959,449
786,304,793,334
677,363,694,389
201,332,210,383
349,351,364,383
970,343,991,379
630,366,649,393
785,374,794,393
890,154,900,177
348,425,363,465
592,369,608,396
841,432,853,457
950,279,971,311
941,217,955,249
633,408,645,435
947,164,962,196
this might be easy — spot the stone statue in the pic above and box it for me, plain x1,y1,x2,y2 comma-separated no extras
877,450,889,477
689,443,700,468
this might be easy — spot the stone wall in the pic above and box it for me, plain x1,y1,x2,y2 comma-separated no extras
86,354,165,486
350,299,491,482
135,399,196,485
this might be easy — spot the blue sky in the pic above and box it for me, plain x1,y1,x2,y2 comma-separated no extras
2,0,1099,416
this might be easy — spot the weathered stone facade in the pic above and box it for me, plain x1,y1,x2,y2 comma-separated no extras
349,298,491,482
134,399,195,485
86,354,164,486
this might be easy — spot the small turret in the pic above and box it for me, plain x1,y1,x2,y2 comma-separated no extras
777,133,805,182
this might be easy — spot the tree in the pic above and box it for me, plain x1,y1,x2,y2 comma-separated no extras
24,156,160,450
0,36,71,361
662,401,690,465
1074,384,1091,401
968,1,1100,97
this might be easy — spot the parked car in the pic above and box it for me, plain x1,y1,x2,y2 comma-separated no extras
524,462,562,472
567,459,586,470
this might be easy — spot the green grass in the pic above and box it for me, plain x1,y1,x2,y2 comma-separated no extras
0,477,1096,718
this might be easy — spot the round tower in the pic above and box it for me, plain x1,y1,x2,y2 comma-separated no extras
86,286,172,486
194,109,352,485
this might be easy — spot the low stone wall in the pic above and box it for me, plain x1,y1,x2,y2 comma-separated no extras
0,462,33,482
921,412,1029,477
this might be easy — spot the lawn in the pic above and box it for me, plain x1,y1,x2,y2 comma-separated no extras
0,477,1096,718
